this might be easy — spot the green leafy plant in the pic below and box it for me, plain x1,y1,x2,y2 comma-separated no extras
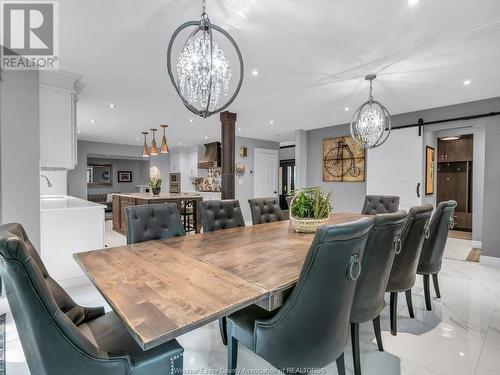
290,186,333,219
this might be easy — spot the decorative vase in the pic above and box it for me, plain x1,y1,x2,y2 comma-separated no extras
151,186,161,196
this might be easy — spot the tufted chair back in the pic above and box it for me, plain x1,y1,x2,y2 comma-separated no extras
0,223,131,374
126,203,185,244
201,200,245,232
418,200,457,275
361,195,400,215
248,198,284,225
386,204,433,292
350,210,407,324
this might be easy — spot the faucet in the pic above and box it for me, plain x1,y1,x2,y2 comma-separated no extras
41,174,53,187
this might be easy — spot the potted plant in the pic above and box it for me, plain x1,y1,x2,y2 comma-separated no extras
149,166,162,195
289,186,333,233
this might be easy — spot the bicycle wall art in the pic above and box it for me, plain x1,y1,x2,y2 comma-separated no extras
322,136,365,182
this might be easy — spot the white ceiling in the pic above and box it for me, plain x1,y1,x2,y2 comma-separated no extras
59,0,500,147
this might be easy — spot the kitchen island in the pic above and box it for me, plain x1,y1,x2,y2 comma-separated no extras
112,192,203,235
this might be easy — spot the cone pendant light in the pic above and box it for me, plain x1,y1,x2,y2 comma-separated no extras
160,125,170,153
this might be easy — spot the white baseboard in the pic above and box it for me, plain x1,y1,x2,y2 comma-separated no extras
479,255,500,268
471,240,482,249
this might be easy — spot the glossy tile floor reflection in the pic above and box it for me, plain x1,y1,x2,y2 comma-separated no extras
1,238,500,375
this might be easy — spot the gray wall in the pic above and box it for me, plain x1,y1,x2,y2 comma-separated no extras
235,136,280,222
0,69,41,248
482,116,500,258
306,124,367,213
305,97,500,254
69,140,145,199
87,157,149,195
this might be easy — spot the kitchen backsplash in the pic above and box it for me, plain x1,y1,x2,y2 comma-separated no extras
192,168,221,192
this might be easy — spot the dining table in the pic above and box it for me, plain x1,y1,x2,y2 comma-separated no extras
74,212,365,351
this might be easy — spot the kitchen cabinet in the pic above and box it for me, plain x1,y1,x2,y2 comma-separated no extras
39,71,83,170
438,135,473,162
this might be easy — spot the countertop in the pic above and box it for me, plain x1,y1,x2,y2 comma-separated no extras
41,195,106,211
112,192,202,200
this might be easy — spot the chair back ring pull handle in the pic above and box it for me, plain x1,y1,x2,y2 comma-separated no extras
393,233,402,255
448,217,455,230
347,254,361,281
424,222,431,239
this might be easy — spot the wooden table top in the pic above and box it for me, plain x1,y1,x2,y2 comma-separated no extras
74,212,364,350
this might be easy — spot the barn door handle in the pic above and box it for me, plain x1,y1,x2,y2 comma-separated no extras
416,183,421,198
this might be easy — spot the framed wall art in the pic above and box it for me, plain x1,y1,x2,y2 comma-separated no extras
322,136,365,182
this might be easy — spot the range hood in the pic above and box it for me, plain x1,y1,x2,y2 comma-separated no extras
198,142,221,169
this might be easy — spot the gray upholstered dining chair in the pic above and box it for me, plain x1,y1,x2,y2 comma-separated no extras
125,203,185,244
200,199,245,345
361,195,400,215
248,197,284,225
0,223,184,375
200,199,245,232
350,210,407,375
226,217,374,375
386,204,433,336
417,200,457,311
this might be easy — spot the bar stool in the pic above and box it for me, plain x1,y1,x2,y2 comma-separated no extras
181,199,198,234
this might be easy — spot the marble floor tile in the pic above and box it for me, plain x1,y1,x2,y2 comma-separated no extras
475,345,500,375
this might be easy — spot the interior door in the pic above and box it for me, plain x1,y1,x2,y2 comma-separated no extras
366,127,423,212
254,148,279,199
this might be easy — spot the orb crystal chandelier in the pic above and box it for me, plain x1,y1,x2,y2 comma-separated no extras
167,0,244,118
350,74,391,149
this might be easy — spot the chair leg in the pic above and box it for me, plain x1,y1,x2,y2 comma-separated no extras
432,273,441,298
372,315,384,352
228,336,238,374
336,352,346,375
351,323,361,375
423,274,432,311
405,289,415,318
390,292,398,336
219,317,228,345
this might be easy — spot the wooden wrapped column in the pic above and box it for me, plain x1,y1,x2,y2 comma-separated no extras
220,111,236,199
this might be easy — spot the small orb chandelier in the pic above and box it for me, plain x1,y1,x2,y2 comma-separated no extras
167,0,244,118
350,74,392,149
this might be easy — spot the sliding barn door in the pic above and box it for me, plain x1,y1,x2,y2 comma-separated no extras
366,127,423,212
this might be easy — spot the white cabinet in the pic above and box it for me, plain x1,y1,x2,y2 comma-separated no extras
170,148,198,191
39,71,82,170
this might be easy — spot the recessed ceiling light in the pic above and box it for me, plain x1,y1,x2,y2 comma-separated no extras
238,127,242,131
251,69,259,76
89,119,96,124
204,135,208,139
108,103,116,109
136,137,140,141
78,130,81,134
459,352,465,357
189,118,193,123
408,0,420,5
178,142,182,145
463,80,471,85
269,120,274,125
345,107,350,111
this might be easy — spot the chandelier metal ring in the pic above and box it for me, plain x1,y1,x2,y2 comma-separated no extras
167,19,244,118
350,99,392,148
349,74,392,149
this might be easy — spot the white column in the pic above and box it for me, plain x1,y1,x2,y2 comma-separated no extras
295,129,308,189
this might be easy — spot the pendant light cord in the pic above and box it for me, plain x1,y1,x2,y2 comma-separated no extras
368,79,374,102
202,0,206,15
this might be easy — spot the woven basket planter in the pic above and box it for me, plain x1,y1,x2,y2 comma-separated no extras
289,193,330,233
